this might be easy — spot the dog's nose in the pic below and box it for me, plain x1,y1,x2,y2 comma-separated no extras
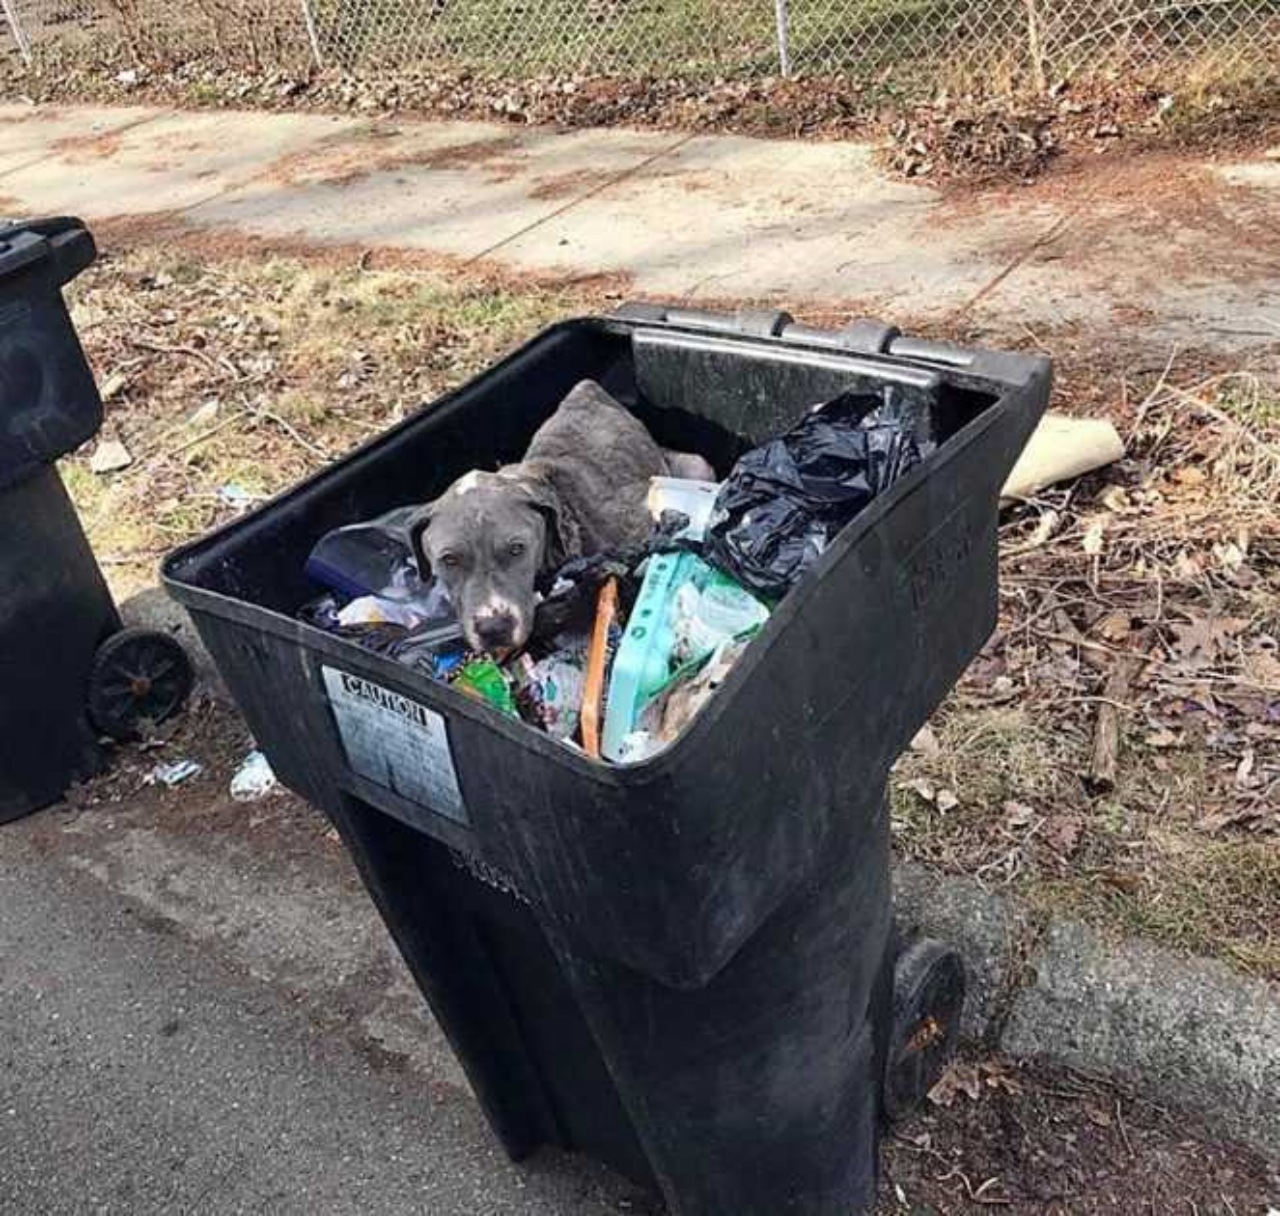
474,613,517,651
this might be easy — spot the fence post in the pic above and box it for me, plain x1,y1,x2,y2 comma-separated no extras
299,0,323,68
2,0,32,64
1022,0,1048,94
774,0,791,78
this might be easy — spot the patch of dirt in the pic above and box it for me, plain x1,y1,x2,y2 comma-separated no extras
148,130,209,154
877,1054,1279,1213
941,146,1271,231
25,694,335,864
527,166,625,201
262,130,524,189
51,127,125,160
917,148,1280,308
87,209,636,296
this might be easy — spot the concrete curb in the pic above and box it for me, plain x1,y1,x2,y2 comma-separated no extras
896,863,1280,1162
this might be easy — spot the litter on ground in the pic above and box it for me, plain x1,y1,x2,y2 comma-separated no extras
145,758,203,787
229,749,280,801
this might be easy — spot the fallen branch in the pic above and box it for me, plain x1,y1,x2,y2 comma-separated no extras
161,408,251,459
119,408,252,476
1088,656,1138,792
249,403,333,461
129,335,240,379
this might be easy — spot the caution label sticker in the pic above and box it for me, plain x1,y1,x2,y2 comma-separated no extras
322,666,467,824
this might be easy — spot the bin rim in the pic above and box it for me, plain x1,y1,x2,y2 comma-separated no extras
163,311,1048,787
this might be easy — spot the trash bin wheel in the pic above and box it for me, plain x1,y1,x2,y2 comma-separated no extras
882,938,965,1122
88,628,195,741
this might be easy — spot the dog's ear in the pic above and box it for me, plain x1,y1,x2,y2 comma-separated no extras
406,500,436,579
511,469,580,573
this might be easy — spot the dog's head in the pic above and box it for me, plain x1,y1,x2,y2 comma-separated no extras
410,468,576,655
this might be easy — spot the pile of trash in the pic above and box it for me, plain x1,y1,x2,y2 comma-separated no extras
299,386,934,765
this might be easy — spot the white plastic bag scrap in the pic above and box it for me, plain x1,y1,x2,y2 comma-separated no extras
145,759,203,787
230,750,280,802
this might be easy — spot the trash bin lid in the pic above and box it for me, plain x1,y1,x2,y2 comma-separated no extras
0,216,96,285
0,216,101,490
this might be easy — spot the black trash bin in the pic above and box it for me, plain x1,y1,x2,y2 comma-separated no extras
0,218,120,823
164,306,1049,1215
1,217,195,824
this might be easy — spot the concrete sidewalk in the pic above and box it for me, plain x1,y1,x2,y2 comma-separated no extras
2,102,1278,347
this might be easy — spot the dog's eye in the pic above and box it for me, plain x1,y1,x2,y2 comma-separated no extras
508,540,527,558
439,553,462,570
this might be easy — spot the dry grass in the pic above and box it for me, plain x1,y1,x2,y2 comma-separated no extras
895,343,1280,977
1031,837,1280,975
1156,55,1280,143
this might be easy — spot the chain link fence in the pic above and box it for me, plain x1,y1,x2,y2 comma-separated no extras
7,0,310,69
6,0,1280,91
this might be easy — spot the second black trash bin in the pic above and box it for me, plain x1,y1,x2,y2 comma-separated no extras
164,307,1049,1214
0,218,118,823
1,217,196,823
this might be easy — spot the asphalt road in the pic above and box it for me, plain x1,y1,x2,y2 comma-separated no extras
0,835,653,1216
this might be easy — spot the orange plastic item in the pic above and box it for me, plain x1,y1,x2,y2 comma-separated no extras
580,577,619,759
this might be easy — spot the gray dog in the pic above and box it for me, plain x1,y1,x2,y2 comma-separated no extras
411,380,712,654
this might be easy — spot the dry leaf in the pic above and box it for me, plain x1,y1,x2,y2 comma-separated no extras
1099,485,1130,512
928,1061,982,1107
1171,465,1207,487
1085,1105,1114,1128
100,370,128,401
188,399,221,428
1241,647,1280,689
1002,800,1035,829
1025,508,1060,549
1170,615,1248,665
1095,613,1133,643
1082,517,1106,556
1235,748,1257,788
89,438,133,474
935,787,960,813
1213,540,1247,570
1100,870,1143,893
903,777,936,803
1174,550,1205,580
1198,808,1249,833
1145,727,1181,749
1043,814,1085,856
990,675,1017,702
979,1060,1024,1096
910,724,942,759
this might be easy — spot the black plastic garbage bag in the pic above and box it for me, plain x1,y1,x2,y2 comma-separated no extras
705,389,933,600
